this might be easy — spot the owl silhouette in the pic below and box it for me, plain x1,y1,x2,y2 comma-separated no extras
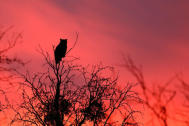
54,39,67,64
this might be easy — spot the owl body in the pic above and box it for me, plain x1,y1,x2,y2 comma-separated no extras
54,39,67,64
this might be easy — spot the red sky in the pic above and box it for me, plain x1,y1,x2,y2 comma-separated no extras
0,0,189,73
0,0,189,82
0,0,189,125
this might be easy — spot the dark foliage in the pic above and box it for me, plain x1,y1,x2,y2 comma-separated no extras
81,96,106,124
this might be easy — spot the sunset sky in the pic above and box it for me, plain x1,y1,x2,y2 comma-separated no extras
0,0,189,125
1,0,189,81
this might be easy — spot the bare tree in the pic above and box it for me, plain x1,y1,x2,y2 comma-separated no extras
0,26,24,113
177,77,189,125
8,47,141,126
0,26,23,65
122,56,178,126
73,64,142,126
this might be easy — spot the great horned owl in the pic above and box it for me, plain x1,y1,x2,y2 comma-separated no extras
54,39,67,64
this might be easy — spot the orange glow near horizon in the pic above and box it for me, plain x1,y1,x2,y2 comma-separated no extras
0,0,189,126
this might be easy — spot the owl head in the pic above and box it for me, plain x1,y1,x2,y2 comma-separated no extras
60,38,67,43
